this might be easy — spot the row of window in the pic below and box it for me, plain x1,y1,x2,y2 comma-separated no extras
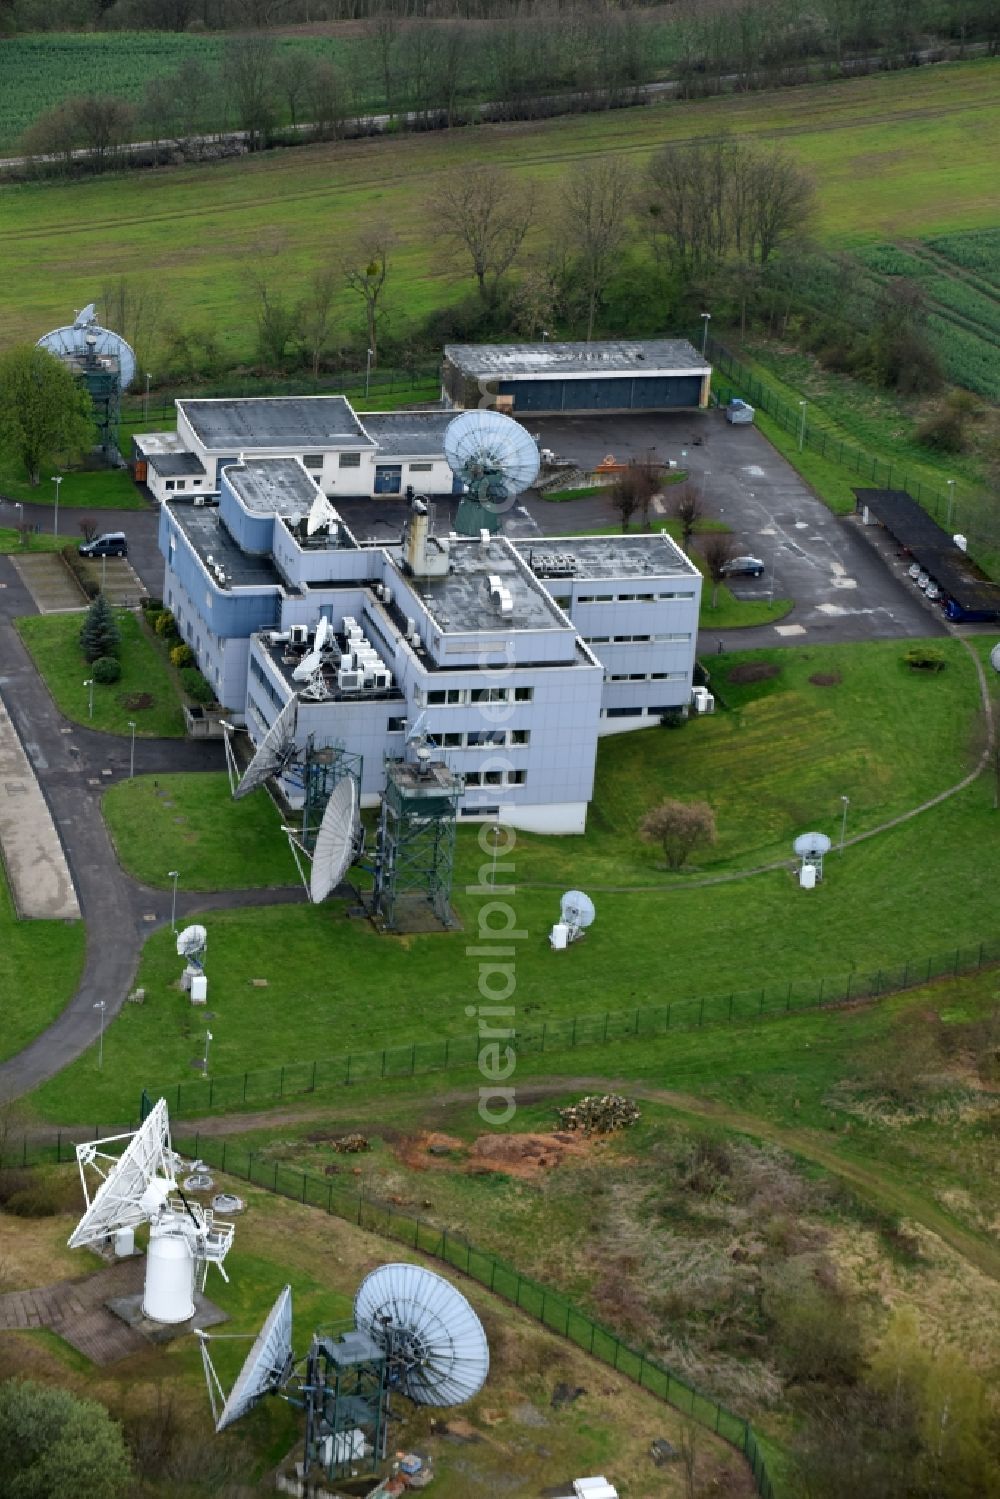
576,591,696,604
437,729,530,749
607,670,687,683
464,769,527,787
423,686,534,706
249,656,284,712
604,705,676,718
300,453,434,473
585,632,692,645
164,478,206,491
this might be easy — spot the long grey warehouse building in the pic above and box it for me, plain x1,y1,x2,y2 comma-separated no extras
442,339,711,415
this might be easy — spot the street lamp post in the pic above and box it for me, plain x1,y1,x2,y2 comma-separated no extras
839,795,850,855
203,1029,213,1075
946,479,956,529
51,475,62,538
541,329,549,342
144,372,151,423
101,552,107,593
798,400,807,452
365,347,374,399
168,869,180,931
94,1000,106,1071
127,719,136,779
700,312,711,357
84,678,94,719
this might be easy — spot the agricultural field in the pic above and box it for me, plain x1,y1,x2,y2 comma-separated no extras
0,60,997,365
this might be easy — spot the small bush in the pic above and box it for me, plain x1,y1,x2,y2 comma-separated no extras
903,646,946,672
180,667,215,704
154,609,177,637
728,662,779,685
142,596,164,616
659,707,687,729
915,404,966,453
92,655,122,684
170,643,194,668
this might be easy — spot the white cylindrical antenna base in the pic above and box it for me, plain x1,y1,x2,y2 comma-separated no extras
143,1230,195,1323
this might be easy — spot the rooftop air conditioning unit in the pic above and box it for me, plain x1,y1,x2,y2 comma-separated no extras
267,630,290,645
290,624,309,646
691,687,715,714
372,669,391,690
342,616,357,632
408,629,421,647
193,495,206,507
338,668,360,691
499,587,514,616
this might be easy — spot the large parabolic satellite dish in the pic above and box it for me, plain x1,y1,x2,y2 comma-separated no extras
354,1263,489,1406
68,1099,176,1248
309,776,360,904
37,303,137,391
234,697,299,801
213,1286,294,1433
444,410,540,500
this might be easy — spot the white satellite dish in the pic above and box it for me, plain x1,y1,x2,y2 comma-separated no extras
292,648,324,683
560,890,595,935
37,306,137,390
176,925,208,961
309,777,360,903
234,697,299,800
354,1263,489,1407
443,410,540,498
306,492,337,537
990,642,1000,675
792,832,832,858
199,1285,295,1433
314,615,331,653
405,710,429,745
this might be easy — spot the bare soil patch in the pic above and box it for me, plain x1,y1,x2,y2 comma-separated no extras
394,1130,602,1180
809,671,843,686
118,691,154,710
727,662,779,685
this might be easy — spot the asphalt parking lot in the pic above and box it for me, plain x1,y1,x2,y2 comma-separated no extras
525,410,945,645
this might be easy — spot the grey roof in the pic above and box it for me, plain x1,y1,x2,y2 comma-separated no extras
169,503,284,591
147,451,207,477
516,533,698,580
179,396,372,452
360,410,454,458
444,339,709,378
388,536,570,635
225,458,319,516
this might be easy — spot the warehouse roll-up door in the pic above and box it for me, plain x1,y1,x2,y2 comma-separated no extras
498,375,704,413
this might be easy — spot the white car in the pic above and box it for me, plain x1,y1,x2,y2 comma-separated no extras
916,572,930,590
721,554,765,578
924,581,941,602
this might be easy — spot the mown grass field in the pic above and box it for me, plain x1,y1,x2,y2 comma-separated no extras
0,455,147,510
0,61,996,363
16,609,186,738
0,866,85,1067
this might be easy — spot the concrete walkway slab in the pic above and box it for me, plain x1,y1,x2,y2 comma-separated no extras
77,556,146,607
0,697,79,919
11,554,87,613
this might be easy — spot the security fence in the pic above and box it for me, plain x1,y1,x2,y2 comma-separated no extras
149,935,1000,1120
707,335,977,536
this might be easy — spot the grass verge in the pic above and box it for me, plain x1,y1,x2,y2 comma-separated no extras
0,865,85,1067
16,609,186,738
0,459,147,511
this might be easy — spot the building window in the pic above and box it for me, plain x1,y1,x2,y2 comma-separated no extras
441,732,464,747
302,454,324,468
606,706,639,718
176,480,186,490
460,805,500,817
514,687,533,702
465,771,482,786
408,462,433,472
470,687,507,704
510,729,530,745
339,452,361,469
387,716,406,732
427,688,465,706
165,480,175,491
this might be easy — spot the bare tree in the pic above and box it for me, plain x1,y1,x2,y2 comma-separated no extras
673,478,704,552
430,166,536,304
304,59,347,142
631,452,663,529
701,532,736,609
248,236,301,368
640,798,717,871
299,262,338,378
610,469,640,533
226,35,279,152
99,277,168,377
343,227,393,367
275,50,310,130
557,156,633,340
510,262,559,341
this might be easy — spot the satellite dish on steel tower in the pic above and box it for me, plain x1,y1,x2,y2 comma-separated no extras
233,697,300,800
354,1263,490,1406
444,410,540,537
198,1285,295,1433
37,303,137,391
308,776,360,903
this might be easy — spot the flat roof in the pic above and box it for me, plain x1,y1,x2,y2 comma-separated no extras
444,339,709,378
517,532,698,581
224,458,319,516
855,488,1000,613
134,430,187,457
148,451,207,477
387,536,570,635
360,410,453,458
179,396,372,452
169,504,284,591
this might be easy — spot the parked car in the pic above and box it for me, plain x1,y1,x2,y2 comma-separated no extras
916,571,930,590
79,532,127,559
908,562,922,580
721,554,765,578
924,581,941,602
725,398,755,425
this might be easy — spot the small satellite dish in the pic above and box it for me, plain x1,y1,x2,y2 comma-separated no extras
792,832,832,858
560,890,595,934
990,642,1000,675
234,697,299,801
74,302,98,327
210,1286,294,1433
314,615,330,653
309,777,359,903
306,492,337,537
176,925,207,961
405,710,429,744
354,1263,489,1407
292,648,324,682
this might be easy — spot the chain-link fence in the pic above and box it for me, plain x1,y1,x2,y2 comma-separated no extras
147,936,1000,1119
707,334,977,536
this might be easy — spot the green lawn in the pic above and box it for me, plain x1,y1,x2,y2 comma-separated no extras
0,62,996,363
0,527,69,554
103,773,298,890
0,865,85,1068
16,609,186,738
0,456,148,510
